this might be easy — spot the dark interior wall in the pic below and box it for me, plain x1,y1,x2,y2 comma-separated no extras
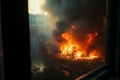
108,0,120,79
115,0,120,78
1,0,31,80
0,1,2,53
0,1,5,80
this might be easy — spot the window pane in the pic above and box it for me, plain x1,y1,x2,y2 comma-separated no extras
28,0,107,79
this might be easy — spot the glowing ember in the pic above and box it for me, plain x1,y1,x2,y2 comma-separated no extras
58,25,99,60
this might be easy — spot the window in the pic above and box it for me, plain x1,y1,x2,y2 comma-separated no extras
28,0,107,79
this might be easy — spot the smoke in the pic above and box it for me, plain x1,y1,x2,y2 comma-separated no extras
43,0,107,39
41,0,107,58
43,0,106,22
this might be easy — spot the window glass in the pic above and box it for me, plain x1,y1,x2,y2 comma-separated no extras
28,0,107,79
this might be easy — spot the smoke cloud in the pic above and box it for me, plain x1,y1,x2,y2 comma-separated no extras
41,0,107,58
43,0,107,39
43,0,106,22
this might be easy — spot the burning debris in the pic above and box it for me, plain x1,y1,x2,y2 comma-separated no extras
57,24,99,60
38,0,107,61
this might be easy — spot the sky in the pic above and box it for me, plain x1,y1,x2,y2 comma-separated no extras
28,0,46,15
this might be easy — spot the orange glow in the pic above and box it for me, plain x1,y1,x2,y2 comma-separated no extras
86,32,98,45
58,25,99,60
62,70,70,76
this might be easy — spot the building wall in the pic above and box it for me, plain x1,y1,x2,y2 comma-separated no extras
29,14,50,63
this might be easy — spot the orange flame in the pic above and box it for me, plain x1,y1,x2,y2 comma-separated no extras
58,25,99,60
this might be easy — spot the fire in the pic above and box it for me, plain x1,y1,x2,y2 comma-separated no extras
58,25,99,60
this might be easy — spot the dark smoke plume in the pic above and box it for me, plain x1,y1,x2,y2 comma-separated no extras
43,0,107,38
43,0,106,22
42,0,107,57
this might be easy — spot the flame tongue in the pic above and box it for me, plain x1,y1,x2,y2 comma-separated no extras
58,25,99,60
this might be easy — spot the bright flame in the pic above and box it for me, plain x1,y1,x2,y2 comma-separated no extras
58,25,99,60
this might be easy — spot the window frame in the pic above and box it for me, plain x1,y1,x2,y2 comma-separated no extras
1,0,119,80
